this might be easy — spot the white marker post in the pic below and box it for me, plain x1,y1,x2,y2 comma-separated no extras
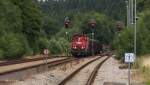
43,49,49,64
125,53,135,85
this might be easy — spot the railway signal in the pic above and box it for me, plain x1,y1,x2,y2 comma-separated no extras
64,17,71,56
64,17,70,28
88,19,96,29
116,21,124,32
89,19,96,56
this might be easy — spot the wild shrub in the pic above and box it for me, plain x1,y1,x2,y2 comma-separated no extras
49,38,62,54
0,49,4,59
0,33,26,59
112,28,134,60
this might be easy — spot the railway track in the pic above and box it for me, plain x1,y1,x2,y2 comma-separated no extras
0,57,76,81
86,56,110,85
58,55,110,85
0,55,69,67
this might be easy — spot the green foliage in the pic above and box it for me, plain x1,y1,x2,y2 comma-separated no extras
0,0,134,59
137,0,150,12
0,33,26,59
58,38,70,54
146,81,150,85
113,28,134,60
0,49,4,59
42,15,60,38
38,37,50,51
78,12,115,44
49,37,69,55
0,0,49,59
39,0,126,56
21,0,42,36
113,9,150,60
141,66,150,84
40,0,126,20
0,0,22,33
49,38,61,54
137,10,150,54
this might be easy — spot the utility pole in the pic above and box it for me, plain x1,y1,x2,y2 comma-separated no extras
126,0,129,28
128,0,134,26
134,0,137,59
128,0,131,26
126,0,137,85
131,0,134,25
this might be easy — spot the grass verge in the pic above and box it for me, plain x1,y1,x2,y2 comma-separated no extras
132,55,150,85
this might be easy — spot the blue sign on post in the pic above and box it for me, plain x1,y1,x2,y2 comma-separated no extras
125,53,135,63
125,53,135,85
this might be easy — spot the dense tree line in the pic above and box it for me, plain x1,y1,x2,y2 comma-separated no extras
113,0,150,60
0,0,127,59
0,0,49,59
40,0,126,20
39,0,118,54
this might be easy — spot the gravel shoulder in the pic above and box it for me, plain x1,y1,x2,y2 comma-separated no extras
12,56,100,85
12,56,138,85
65,56,107,85
93,57,128,85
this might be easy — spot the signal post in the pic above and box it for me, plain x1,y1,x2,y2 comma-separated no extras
64,17,71,56
88,19,96,56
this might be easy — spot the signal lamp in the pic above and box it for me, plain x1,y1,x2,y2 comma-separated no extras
64,17,70,28
116,21,124,32
88,19,96,29
81,46,85,49
74,46,77,49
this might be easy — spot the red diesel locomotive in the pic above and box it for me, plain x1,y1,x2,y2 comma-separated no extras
71,34,102,57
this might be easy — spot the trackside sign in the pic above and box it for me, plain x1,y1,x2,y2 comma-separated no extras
125,53,135,63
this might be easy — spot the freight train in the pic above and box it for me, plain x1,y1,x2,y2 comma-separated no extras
71,34,103,57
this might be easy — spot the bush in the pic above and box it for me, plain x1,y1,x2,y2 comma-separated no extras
49,37,70,55
112,28,134,60
113,10,150,60
49,38,62,54
21,37,33,56
0,49,4,59
58,38,70,54
137,10,150,54
38,37,50,53
0,33,26,59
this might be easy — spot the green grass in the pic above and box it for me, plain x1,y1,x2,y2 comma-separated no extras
140,63,150,85
132,56,150,84
146,81,150,85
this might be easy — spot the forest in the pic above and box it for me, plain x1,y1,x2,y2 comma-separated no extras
0,0,150,60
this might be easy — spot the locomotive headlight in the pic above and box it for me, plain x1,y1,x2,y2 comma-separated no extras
74,46,77,49
81,46,85,49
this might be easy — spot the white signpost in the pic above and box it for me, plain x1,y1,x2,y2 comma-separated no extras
125,53,135,85
44,49,49,55
43,49,49,64
125,53,135,63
